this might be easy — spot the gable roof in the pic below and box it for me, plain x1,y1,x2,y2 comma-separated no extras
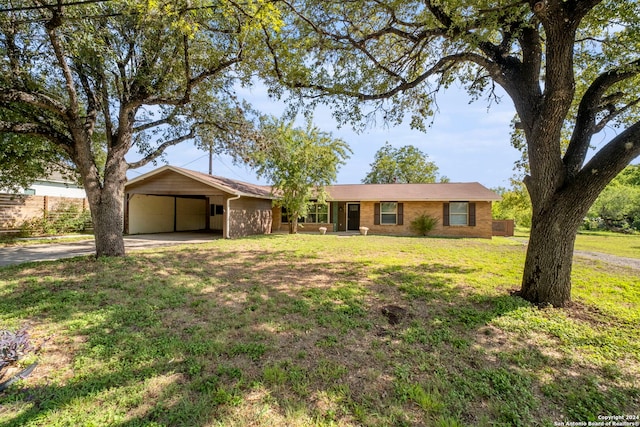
125,165,276,199
125,166,500,202
325,182,501,202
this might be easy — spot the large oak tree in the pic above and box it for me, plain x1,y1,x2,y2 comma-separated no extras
261,0,640,307
0,0,278,256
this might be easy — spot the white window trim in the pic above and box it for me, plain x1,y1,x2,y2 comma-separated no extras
380,202,398,225
449,202,469,227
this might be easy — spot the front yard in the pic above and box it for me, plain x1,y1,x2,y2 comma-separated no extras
0,234,638,426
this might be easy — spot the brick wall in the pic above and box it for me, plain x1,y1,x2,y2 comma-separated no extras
272,201,494,238
359,201,494,238
0,193,88,231
228,196,273,238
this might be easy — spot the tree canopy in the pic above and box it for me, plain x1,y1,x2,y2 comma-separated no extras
362,142,447,184
0,133,71,193
258,0,640,306
253,117,351,234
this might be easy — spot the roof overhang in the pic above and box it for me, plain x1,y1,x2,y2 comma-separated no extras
125,165,277,200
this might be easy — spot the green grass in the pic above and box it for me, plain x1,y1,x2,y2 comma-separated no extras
575,230,640,259
0,234,93,247
515,228,640,259
0,234,638,426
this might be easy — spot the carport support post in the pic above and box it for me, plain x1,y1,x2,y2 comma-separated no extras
173,197,177,232
226,194,241,239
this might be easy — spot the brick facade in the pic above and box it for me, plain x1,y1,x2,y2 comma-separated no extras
272,200,494,238
359,201,493,238
228,196,273,238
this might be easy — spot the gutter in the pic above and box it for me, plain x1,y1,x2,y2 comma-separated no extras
226,194,241,239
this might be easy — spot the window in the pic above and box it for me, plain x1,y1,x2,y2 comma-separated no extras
306,202,329,223
449,202,468,225
380,202,397,224
444,202,476,226
210,204,223,216
281,206,291,224
282,203,329,223
374,202,404,225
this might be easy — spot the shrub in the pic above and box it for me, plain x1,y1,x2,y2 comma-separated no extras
410,213,439,236
19,203,91,237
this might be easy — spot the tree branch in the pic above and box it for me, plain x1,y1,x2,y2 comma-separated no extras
77,64,99,137
134,57,241,108
0,89,68,115
593,97,640,134
569,120,640,199
44,8,80,121
291,52,499,101
132,115,176,133
564,59,640,176
0,120,74,155
127,129,196,169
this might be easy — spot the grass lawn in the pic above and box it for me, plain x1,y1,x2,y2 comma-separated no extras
575,231,640,259
0,234,638,426
514,228,640,259
0,234,93,248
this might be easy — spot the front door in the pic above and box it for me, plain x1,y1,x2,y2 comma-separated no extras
347,203,360,231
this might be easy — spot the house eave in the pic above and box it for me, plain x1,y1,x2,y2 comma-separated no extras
125,165,278,200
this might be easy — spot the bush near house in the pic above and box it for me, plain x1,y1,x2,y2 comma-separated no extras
410,212,439,236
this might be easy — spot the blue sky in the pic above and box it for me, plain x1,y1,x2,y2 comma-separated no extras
128,84,523,190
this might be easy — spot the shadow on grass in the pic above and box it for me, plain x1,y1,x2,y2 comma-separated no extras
0,240,637,426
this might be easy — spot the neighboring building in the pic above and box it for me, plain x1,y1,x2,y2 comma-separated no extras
0,171,88,233
125,166,501,239
19,171,86,198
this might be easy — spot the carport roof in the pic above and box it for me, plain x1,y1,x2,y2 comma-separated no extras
125,165,276,199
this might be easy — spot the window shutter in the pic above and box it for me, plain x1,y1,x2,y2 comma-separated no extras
469,202,476,226
443,203,450,226
374,203,380,225
397,203,404,225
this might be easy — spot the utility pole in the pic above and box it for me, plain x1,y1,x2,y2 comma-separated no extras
209,146,213,175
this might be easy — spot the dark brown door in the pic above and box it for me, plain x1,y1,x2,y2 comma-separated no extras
347,204,360,230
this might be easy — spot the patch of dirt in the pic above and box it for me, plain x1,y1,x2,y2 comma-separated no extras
563,301,617,327
380,305,409,325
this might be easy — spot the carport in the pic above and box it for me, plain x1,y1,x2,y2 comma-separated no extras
124,166,276,238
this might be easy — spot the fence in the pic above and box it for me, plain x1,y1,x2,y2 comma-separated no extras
0,193,89,233
492,219,515,237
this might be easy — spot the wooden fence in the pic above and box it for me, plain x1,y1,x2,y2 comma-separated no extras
0,193,89,232
492,219,515,237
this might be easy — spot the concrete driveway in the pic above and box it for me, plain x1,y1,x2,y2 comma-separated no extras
0,232,221,267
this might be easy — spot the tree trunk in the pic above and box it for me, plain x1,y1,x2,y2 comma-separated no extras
519,212,577,307
518,188,593,307
289,218,298,234
79,145,128,258
88,184,126,257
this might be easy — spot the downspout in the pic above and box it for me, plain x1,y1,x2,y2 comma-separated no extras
226,194,241,239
